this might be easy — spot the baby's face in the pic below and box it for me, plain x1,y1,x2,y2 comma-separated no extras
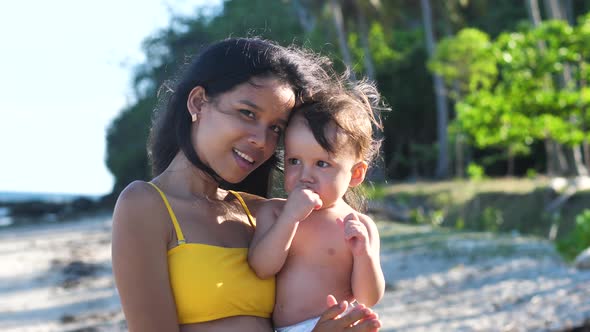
283,113,359,209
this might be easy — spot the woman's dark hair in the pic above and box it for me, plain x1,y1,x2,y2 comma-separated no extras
149,38,334,197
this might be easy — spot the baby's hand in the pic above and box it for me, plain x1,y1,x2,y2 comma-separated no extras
337,213,370,256
281,184,323,223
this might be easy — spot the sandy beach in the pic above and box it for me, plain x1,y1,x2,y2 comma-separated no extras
0,215,124,332
1,216,589,331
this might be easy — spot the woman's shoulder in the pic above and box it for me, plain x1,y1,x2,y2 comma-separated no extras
116,181,162,210
229,191,285,214
113,181,171,237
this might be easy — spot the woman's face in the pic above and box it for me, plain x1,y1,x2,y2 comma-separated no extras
192,76,295,183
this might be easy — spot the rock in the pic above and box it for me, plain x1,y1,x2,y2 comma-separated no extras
575,247,590,270
62,260,99,278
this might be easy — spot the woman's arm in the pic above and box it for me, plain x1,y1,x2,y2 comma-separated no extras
112,181,180,332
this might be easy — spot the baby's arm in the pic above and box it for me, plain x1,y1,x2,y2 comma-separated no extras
339,212,385,307
248,187,322,279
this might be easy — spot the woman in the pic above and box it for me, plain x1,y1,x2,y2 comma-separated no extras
111,38,382,332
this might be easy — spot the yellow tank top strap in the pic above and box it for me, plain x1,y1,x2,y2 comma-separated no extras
147,182,186,245
228,190,256,228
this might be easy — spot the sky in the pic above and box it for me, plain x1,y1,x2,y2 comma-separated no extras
0,0,220,196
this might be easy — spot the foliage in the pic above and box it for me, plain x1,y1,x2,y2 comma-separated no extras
526,168,538,179
557,209,590,260
427,16,590,176
479,206,503,232
105,97,154,193
467,162,485,180
429,28,497,99
105,0,590,194
378,177,590,260
362,182,388,201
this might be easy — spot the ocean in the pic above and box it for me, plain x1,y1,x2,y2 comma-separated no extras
0,191,98,203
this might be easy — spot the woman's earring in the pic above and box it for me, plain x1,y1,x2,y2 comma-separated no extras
191,113,198,122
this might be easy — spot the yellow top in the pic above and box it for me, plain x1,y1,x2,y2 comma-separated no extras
148,183,276,324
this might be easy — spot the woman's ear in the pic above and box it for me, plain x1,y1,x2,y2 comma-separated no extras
349,161,368,187
187,86,208,121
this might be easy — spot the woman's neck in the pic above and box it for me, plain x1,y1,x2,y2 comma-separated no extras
156,153,221,200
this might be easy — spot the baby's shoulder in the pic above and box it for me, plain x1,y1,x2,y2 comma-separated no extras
356,211,376,224
354,211,380,237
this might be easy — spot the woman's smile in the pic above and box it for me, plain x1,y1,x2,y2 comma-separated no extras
233,147,257,170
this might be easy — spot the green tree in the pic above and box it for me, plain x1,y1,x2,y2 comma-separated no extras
429,28,497,176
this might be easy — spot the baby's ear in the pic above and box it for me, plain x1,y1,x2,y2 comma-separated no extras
349,161,368,187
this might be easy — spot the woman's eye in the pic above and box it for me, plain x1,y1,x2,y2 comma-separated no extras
317,161,330,168
270,125,283,135
240,109,256,119
288,158,300,165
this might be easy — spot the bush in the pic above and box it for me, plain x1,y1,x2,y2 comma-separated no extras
526,168,537,179
467,163,485,181
557,209,590,260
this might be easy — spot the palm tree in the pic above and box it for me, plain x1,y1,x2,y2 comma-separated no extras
420,0,450,178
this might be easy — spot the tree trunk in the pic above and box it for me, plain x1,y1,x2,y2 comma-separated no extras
544,0,573,88
583,140,590,171
420,0,450,179
544,0,564,20
527,0,543,25
507,148,515,176
330,0,356,80
353,0,376,81
349,0,386,181
555,142,570,174
455,134,464,178
292,0,316,33
564,0,575,25
433,75,450,179
529,1,557,176
545,0,587,175
573,145,588,176
545,138,556,176
582,62,590,171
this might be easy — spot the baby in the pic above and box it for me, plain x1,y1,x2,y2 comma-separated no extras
248,82,386,332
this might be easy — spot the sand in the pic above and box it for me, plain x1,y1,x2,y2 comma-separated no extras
0,215,124,332
0,216,589,331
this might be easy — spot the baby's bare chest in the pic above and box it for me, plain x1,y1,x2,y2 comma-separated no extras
289,215,351,263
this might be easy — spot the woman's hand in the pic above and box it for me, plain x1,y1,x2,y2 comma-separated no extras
311,295,381,332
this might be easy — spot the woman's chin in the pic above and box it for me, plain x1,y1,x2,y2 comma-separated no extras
220,173,249,185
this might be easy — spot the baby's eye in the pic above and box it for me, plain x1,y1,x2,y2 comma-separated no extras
240,109,256,119
288,158,301,165
317,161,330,168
